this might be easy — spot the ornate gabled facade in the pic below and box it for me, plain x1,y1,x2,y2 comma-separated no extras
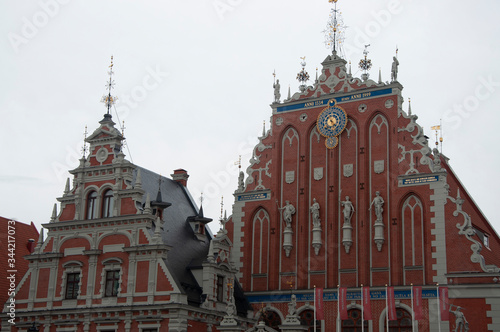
228,47,500,332
1,110,253,332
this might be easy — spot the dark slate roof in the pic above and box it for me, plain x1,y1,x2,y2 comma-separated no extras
132,166,211,301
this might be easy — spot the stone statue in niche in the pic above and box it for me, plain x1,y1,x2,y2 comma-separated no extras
369,191,384,221
310,198,321,227
237,171,245,192
287,294,297,316
391,56,399,82
279,201,296,228
273,79,281,103
450,306,469,332
341,196,355,224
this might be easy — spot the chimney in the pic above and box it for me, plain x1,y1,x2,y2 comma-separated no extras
171,169,189,187
27,239,36,253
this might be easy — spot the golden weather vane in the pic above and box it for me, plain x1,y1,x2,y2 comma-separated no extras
101,55,118,115
234,155,242,170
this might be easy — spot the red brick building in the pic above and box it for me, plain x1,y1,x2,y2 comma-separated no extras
1,110,252,332
227,49,500,331
0,217,39,328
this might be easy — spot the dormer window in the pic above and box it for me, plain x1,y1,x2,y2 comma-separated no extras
86,191,98,219
102,189,114,218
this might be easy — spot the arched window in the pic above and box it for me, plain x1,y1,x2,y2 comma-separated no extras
260,310,281,330
102,189,114,218
86,191,97,219
385,308,412,331
342,309,368,331
300,309,320,332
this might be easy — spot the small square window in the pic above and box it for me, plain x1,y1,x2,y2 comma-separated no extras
484,234,490,248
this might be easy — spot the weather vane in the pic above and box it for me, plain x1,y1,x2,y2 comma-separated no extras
324,0,346,57
234,155,242,170
101,55,118,114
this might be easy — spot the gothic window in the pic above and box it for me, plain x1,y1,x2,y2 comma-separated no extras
384,308,412,331
299,310,320,332
401,195,425,272
260,310,282,330
65,272,80,299
252,209,270,278
216,275,224,302
86,191,98,219
105,270,120,297
341,309,368,331
102,189,114,218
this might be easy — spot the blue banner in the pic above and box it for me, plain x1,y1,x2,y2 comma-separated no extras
276,88,393,113
247,288,438,303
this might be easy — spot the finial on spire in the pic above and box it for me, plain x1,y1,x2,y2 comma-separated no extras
359,44,372,81
262,120,266,136
81,125,88,158
408,97,412,115
431,121,443,152
220,195,224,220
101,55,118,115
234,155,241,170
121,120,126,136
324,0,345,57
296,57,310,92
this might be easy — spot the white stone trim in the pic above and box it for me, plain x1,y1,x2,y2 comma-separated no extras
102,244,124,253
430,177,448,284
486,297,500,331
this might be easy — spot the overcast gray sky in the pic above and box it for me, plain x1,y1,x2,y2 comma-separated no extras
1,0,499,236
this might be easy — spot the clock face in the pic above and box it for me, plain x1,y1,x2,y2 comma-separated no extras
325,136,338,149
316,100,347,138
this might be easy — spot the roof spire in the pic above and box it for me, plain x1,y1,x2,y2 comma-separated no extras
408,97,412,115
101,55,118,115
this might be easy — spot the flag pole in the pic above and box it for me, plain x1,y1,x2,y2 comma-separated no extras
337,284,340,331
437,284,441,332
361,284,364,332
314,285,317,332
411,283,414,331
386,284,389,332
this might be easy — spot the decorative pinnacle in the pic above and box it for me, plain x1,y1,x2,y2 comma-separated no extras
220,196,224,220
81,125,88,158
101,55,118,114
359,44,372,80
296,57,310,91
324,0,345,55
